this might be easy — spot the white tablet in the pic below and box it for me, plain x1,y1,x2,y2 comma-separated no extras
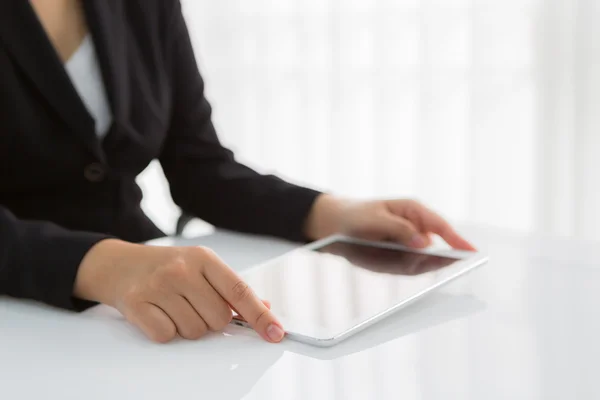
232,235,489,347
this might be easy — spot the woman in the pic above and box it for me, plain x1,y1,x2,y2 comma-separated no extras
0,0,475,344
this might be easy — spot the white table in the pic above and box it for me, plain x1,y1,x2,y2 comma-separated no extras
1,225,599,400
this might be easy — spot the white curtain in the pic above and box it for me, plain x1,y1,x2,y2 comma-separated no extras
138,0,600,241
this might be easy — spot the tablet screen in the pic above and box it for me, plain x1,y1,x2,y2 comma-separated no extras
316,241,458,276
241,239,467,340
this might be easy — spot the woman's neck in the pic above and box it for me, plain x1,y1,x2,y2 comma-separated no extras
29,0,88,63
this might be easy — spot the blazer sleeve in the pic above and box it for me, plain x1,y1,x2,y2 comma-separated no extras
0,206,110,310
158,2,321,243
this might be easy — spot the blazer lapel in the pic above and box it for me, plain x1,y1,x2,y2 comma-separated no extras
0,2,103,159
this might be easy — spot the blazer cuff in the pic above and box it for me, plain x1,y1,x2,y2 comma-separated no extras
274,186,322,243
26,229,112,311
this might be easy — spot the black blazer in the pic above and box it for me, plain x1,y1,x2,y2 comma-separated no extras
0,1,320,310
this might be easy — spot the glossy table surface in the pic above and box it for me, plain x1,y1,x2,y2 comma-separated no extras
1,225,599,400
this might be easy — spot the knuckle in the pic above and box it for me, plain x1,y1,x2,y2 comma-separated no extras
212,310,233,331
231,280,253,303
180,323,208,340
147,261,190,294
162,258,190,281
189,246,219,272
194,246,217,260
147,275,170,294
150,324,177,344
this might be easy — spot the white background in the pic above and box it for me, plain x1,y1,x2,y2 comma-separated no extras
138,0,600,241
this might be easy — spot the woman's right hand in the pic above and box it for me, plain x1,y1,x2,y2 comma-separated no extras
73,239,285,344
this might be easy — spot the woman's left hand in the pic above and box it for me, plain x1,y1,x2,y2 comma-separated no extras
305,195,476,251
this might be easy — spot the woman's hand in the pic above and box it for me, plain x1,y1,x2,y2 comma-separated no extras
305,195,476,251
73,240,284,344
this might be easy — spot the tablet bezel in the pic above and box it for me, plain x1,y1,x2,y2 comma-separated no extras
232,234,489,347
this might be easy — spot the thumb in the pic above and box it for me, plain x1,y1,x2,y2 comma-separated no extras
384,216,429,248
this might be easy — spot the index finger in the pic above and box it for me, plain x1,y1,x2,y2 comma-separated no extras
417,207,477,251
201,255,285,343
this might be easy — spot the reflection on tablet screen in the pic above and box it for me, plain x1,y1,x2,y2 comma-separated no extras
316,241,459,276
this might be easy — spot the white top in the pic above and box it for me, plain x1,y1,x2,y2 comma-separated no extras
1,226,599,400
64,35,113,138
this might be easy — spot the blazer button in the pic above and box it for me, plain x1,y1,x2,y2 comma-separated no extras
84,163,106,182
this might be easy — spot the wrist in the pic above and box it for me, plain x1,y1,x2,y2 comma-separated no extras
304,194,351,240
73,239,139,307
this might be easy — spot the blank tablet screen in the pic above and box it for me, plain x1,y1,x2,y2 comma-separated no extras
241,238,465,340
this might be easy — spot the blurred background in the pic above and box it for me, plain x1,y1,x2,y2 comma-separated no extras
138,0,600,241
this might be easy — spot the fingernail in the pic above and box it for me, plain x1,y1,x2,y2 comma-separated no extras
266,324,285,342
409,235,426,248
